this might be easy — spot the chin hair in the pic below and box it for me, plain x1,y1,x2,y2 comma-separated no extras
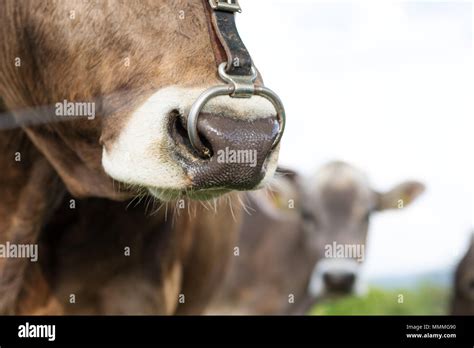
148,187,231,202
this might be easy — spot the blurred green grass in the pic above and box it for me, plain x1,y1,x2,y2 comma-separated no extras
309,284,451,315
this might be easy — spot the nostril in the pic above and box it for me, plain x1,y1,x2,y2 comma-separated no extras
171,111,278,190
323,272,356,292
169,110,214,158
195,126,214,158
345,273,356,285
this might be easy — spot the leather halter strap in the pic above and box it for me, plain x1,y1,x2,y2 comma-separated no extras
202,0,253,77
189,0,286,158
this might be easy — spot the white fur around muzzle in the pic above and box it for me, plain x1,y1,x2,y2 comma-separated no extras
308,258,368,298
102,86,280,198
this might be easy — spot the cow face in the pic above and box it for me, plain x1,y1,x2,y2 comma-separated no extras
305,162,425,297
2,1,279,200
452,236,474,315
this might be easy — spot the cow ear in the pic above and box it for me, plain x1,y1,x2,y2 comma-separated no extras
253,175,301,217
265,168,301,212
376,181,425,211
267,187,298,212
276,166,299,183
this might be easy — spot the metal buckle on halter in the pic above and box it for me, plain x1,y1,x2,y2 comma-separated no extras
209,0,242,13
219,63,256,98
187,62,286,158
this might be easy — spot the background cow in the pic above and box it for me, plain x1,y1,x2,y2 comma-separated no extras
208,161,425,314
451,234,474,315
0,1,280,314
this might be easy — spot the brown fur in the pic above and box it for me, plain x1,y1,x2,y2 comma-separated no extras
1,0,222,198
208,163,425,315
0,0,243,314
208,175,314,315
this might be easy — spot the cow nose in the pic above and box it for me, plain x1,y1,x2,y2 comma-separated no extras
323,272,356,293
171,112,279,191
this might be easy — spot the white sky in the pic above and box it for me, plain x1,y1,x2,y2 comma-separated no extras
239,0,474,278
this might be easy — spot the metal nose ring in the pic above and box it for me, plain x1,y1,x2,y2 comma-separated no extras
187,62,286,158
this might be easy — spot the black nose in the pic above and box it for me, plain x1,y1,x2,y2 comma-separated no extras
323,272,356,293
171,112,279,191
